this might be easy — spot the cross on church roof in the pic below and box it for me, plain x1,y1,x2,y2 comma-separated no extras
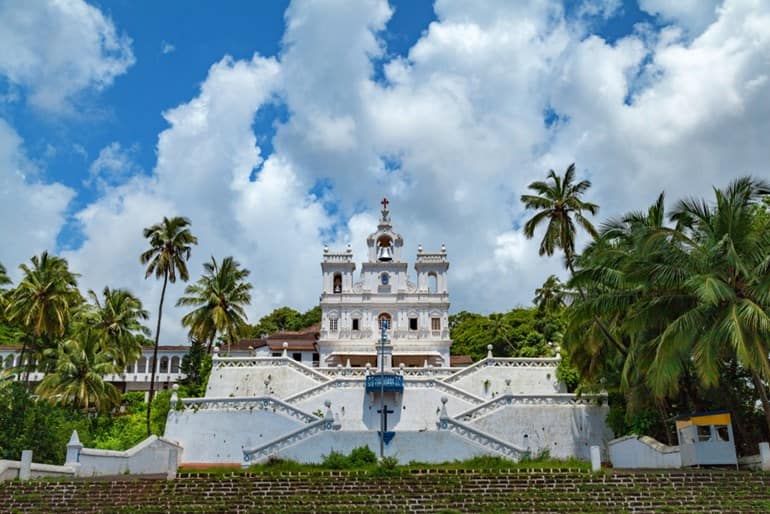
381,197,389,209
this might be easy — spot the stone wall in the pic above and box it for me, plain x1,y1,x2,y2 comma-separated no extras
609,435,682,469
470,402,612,460
2,469,769,512
267,430,495,464
165,402,305,464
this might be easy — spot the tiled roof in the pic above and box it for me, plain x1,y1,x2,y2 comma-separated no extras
450,355,473,367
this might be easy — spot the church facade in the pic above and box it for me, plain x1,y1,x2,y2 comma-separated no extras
164,201,613,466
318,200,450,368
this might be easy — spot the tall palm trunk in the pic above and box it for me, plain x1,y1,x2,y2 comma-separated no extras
146,271,168,437
751,371,770,437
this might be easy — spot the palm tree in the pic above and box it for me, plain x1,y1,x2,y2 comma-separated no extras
648,177,770,432
140,216,197,436
533,275,566,313
0,262,10,291
4,252,81,382
521,163,599,272
521,164,625,354
0,262,11,317
83,287,150,369
36,327,121,412
177,256,253,353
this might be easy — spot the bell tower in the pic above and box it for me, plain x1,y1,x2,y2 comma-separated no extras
318,199,451,368
367,198,403,263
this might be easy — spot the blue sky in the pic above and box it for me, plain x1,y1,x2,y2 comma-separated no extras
2,0,767,343
4,0,657,250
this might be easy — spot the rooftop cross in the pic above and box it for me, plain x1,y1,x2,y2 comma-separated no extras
381,197,389,210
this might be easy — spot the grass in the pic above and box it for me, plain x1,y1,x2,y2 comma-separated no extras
178,451,591,477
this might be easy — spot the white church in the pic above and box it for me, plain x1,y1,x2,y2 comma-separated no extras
164,201,613,466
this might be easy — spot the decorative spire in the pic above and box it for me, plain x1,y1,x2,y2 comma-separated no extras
379,197,391,224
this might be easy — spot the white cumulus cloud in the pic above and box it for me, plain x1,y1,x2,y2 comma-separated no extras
0,0,135,113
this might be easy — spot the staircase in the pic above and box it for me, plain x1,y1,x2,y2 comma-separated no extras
2,469,769,513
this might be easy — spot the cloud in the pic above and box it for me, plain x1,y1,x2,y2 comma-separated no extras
0,0,134,113
161,41,176,54
62,53,334,344
638,0,723,36
0,118,75,279
86,142,141,190
9,0,768,346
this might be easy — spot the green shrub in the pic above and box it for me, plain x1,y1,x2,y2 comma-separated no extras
321,450,351,469
349,445,377,466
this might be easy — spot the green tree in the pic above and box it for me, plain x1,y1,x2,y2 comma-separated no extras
4,252,81,382
177,256,252,353
521,164,626,356
36,327,122,412
520,163,599,272
179,337,212,397
245,306,321,338
83,287,150,369
140,216,198,436
533,275,566,313
649,177,770,432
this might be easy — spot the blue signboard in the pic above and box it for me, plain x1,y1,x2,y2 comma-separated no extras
366,374,404,393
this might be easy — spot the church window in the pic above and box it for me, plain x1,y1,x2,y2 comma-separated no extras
352,318,360,331
428,272,438,293
329,318,338,331
292,352,302,362
409,318,418,330
333,273,342,293
378,313,392,331
381,272,389,285
431,317,441,331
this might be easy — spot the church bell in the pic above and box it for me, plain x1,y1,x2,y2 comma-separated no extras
377,245,393,262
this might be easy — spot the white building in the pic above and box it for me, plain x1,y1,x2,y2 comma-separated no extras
318,200,450,367
164,201,613,466
0,345,187,393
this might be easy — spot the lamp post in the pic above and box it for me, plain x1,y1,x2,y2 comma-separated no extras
379,323,387,460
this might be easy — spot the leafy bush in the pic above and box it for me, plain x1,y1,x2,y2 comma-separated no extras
0,383,91,464
349,445,377,466
320,450,351,469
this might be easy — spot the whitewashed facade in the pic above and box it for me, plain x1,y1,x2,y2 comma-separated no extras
165,202,613,466
319,202,450,367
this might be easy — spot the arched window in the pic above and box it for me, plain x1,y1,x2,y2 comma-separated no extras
378,313,392,331
333,273,342,293
428,272,438,293
170,356,180,373
138,356,148,373
160,356,169,373
6,355,15,368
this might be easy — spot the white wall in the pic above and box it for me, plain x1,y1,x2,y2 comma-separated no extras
293,385,476,431
471,403,613,460
608,436,681,469
165,408,304,464
68,436,181,478
451,363,564,397
206,364,322,398
272,431,495,464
